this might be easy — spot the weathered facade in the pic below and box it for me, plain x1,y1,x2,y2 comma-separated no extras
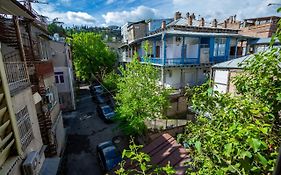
0,1,45,174
0,1,66,174
120,12,252,89
50,40,76,112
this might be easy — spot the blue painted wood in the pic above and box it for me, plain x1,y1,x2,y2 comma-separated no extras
162,33,167,65
153,39,156,57
234,38,238,59
225,37,231,60
209,37,215,63
197,37,201,64
181,36,185,64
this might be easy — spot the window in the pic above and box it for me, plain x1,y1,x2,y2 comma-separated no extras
214,38,226,56
16,106,34,151
156,46,160,58
55,72,64,84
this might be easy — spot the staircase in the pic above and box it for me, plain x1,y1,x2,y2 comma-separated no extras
0,17,18,49
0,70,17,168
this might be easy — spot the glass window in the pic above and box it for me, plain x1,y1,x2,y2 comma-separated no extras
16,106,34,151
55,72,64,84
214,38,226,56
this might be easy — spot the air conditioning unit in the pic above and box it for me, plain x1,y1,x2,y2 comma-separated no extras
22,151,40,175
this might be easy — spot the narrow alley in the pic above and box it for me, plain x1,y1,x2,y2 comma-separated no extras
60,86,127,175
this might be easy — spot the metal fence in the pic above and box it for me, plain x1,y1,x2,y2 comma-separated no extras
3,52,29,93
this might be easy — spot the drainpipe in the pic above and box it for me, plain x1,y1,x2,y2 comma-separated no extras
0,43,23,156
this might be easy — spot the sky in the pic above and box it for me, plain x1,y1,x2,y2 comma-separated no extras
32,0,280,27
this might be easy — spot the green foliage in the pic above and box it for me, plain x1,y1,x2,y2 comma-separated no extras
115,41,169,135
233,48,281,116
179,87,279,174
180,16,281,174
115,139,175,175
71,32,116,81
48,21,66,36
102,71,119,91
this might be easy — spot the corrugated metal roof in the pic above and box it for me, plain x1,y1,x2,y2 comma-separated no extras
166,30,242,37
249,38,281,45
111,133,190,175
212,55,252,69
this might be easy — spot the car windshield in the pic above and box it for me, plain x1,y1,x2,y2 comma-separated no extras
95,86,103,91
103,146,121,159
102,106,112,114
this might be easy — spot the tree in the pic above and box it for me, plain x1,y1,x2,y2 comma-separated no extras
180,13,281,175
102,71,119,91
71,32,116,81
115,42,169,136
115,139,175,175
47,18,66,36
180,84,279,174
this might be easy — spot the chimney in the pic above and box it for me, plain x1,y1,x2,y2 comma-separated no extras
174,11,182,21
186,12,190,19
199,17,205,27
230,16,233,23
188,16,193,26
234,14,237,22
223,20,227,28
212,19,217,27
191,13,196,20
161,20,166,29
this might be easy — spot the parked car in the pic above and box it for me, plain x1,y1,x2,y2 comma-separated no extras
95,94,110,105
97,105,115,122
96,141,122,173
90,85,103,96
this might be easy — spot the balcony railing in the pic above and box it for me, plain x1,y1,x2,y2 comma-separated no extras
3,52,30,94
141,57,199,65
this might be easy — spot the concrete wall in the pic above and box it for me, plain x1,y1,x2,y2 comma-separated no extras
11,87,43,154
52,112,65,156
212,68,241,94
163,67,209,89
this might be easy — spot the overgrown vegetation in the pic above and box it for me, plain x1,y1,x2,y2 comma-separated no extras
179,15,281,175
71,32,116,82
102,71,119,91
115,140,175,175
115,42,170,136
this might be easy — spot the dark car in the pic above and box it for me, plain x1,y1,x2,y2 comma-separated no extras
96,141,122,173
97,105,115,122
90,85,104,96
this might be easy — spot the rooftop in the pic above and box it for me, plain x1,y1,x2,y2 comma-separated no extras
212,55,251,69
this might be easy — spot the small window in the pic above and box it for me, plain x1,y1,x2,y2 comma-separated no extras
16,106,34,151
55,72,64,84
156,46,160,58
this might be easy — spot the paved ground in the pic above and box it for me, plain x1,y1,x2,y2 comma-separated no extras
60,86,128,175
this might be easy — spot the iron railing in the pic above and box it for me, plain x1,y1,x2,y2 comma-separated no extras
3,52,30,94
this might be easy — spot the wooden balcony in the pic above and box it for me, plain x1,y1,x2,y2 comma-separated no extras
3,52,30,95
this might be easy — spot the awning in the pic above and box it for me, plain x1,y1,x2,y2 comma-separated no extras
0,0,35,19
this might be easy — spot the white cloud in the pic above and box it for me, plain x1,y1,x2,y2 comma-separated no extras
106,0,116,5
102,5,160,25
32,4,96,26
172,0,279,22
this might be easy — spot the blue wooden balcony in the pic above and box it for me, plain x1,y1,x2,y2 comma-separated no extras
141,57,201,66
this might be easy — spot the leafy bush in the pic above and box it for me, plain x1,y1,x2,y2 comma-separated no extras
115,140,175,175
179,85,279,174
102,71,119,91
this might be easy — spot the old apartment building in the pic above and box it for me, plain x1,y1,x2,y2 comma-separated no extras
120,12,252,90
0,0,67,174
50,38,76,112
219,15,280,38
